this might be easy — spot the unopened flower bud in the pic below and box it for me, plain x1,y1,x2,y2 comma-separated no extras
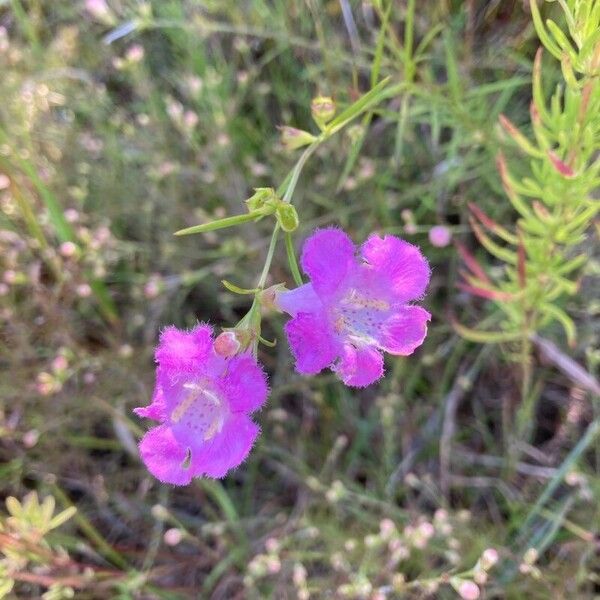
23,429,40,448
76,283,92,297
214,331,242,358
126,44,145,63
480,548,499,570
52,355,69,373
293,563,307,586
451,579,480,600
59,241,78,258
311,96,336,127
279,126,317,150
85,0,116,25
245,187,277,212
276,203,299,232
151,504,169,521
164,528,183,546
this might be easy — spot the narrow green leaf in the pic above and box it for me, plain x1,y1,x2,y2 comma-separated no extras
221,280,259,295
541,303,576,345
174,212,262,236
545,19,578,61
470,219,518,264
556,254,587,275
452,321,522,343
530,0,563,59
327,77,393,133
49,506,77,530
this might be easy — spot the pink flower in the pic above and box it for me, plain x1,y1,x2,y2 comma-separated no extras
134,324,268,485
277,229,431,388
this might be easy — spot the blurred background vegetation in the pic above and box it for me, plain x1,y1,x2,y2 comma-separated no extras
1,0,599,598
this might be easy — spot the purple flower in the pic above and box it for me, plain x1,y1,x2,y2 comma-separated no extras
277,229,431,387
134,325,268,485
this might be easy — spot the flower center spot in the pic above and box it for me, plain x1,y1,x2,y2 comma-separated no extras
333,289,390,344
172,382,226,441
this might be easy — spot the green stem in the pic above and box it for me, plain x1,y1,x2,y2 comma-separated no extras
282,139,322,203
285,232,303,286
257,224,281,289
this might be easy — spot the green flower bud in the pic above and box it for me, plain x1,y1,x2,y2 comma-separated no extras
278,126,317,150
245,187,277,213
311,96,336,128
276,203,299,232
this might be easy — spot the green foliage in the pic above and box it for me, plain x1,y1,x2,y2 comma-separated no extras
459,0,600,347
1,1,599,598
0,493,76,598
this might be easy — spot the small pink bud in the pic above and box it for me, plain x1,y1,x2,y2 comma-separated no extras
417,521,435,539
164,528,183,546
3,270,16,284
428,225,452,247
379,518,395,538
481,548,499,570
126,44,145,63
144,276,162,299
293,564,307,586
23,429,39,448
83,372,96,385
59,241,78,257
85,0,113,22
183,110,199,129
64,208,80,223
457,580,480,600
76,283,92,297
52,355,69,373
214,331,241,358
266,556,281,574
0,173,10,190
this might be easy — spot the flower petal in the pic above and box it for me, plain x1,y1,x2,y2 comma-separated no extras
378,306,431,355
191,414,259,478
276,283,322,317
284,311,340,375
134,384,166,421
139,425,192,486
155,324,213,376
223,354,269,413
301,228,356,297
361,234,430,302
335,344,384,388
